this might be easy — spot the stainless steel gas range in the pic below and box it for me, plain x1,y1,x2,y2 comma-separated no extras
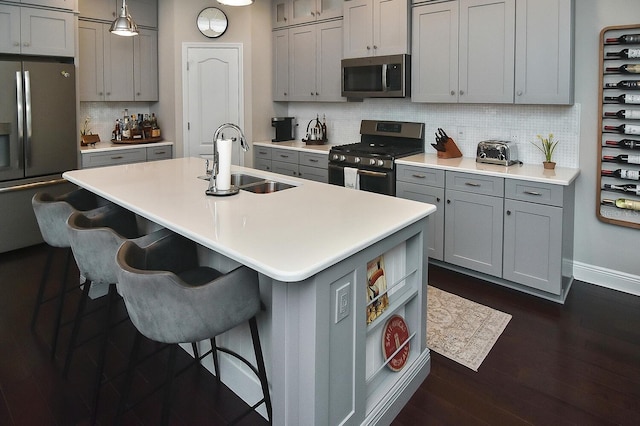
328,120,425,196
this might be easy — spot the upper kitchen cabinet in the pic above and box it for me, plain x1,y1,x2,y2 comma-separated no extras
289,20,344,101
24,0,76,10
459,0,515,103
411,0,574,105
514,0,574,104
79,0,158,28
343,0,409,59
272,0,342,28
0,4,75,57
79,20,158,101
273,29,289,100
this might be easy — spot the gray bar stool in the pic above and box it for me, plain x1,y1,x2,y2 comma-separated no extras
66,206,172,424
31,189,112,359
115,233,272,425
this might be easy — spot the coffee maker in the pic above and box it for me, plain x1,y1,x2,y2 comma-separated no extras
271,117,296,142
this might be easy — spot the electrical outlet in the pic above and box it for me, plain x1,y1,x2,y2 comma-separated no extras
335,282,350,323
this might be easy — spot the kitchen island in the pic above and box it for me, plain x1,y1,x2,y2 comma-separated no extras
63,157,435,425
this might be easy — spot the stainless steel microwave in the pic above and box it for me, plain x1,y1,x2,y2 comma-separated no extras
341,54,411,98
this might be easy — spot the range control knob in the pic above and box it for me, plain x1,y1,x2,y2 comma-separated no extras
339,155,346,162
331,154,339,161
369,159,376,166
354,157,361,163
377,159,385,167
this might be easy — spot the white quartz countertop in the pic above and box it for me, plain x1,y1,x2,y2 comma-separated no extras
397,153,580,186
254,140,333,154
63,157,435,282
80,141,174,154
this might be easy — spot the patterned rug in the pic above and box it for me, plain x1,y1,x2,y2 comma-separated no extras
427,286,512,371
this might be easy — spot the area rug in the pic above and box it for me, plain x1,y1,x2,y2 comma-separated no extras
427,286,512,371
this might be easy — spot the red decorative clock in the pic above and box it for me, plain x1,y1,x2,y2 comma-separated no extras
382,315,410,372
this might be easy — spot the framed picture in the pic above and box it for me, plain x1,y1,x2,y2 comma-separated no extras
366,255,390,324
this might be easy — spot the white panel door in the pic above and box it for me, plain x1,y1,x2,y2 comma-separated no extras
184,45,243,166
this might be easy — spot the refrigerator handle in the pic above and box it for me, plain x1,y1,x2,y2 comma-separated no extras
24,70,32,168
15,71,24,168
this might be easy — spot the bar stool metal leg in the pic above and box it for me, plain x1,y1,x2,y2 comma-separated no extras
50,248,72,359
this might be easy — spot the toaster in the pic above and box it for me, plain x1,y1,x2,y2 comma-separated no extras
476,140,519,166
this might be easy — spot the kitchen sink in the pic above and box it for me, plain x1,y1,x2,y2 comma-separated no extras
240,181,296,194
199,173,296,193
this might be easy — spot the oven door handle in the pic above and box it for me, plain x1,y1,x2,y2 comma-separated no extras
358,169,388,178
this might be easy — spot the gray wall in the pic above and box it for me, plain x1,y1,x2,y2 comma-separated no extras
156,0,640,295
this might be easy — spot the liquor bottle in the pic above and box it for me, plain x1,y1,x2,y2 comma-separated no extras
606,34,640,44
605,139,640,149
604,80,640,89
602,154,640,164
601,198,640,211
604,109,640,119
322,114,327,142
601,169,640,180
604,124,640,135
603,183,640,195
122,116,130,139
606,64,640,74
606,48,640,59
604,94,640,104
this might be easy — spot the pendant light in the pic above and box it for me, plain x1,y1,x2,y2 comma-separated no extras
110,0,139,36
217,0,254,6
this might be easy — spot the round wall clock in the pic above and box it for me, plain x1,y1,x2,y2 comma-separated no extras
197,7,228,39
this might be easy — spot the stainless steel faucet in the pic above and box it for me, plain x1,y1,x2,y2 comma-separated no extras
207,123,249,194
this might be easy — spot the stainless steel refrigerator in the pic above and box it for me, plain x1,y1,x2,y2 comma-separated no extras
0,59,77,253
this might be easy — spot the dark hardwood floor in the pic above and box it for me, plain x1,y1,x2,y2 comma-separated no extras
1,244,639,425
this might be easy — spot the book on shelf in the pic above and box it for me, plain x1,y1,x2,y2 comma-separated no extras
366,255,390,325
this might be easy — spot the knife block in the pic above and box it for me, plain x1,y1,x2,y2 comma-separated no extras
437,137,463,159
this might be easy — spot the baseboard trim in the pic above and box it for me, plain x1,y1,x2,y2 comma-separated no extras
573,261,640,297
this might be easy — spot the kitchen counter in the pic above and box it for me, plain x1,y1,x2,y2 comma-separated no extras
397,153,580,185
254,140,333,154
79,140,174,153
62,157,434,425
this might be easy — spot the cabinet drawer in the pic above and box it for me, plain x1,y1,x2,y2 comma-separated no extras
272,148,299,164
446,171,504,197
254,146,272,160
272,160,298,177
82,149,146,168
146,145,172,161
505,179,564,207
299,152,328,168
397,165,444,187
299,165,328,182
254,158,272,172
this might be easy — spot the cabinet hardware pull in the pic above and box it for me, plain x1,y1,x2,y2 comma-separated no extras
464,182,480,187
156,151,166,155
447,199,451,204
111,156,123,160
507,210,512,215
280,154,289,158
309,159,318,163
523,190,542,196
436,197,441,202
411,174,426,179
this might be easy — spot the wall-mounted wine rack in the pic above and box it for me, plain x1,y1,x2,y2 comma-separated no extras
597,24,640,229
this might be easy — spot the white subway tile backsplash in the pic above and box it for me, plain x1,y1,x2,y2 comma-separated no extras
80,102,153,143
288,100,580,168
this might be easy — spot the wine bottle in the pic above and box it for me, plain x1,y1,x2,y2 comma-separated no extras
605,139,640,149
604,80,640,89
602,154,640,164
604,109,640,119
606,34,640,44
602,169,640,180
604,124,640,135
606,48,640,59
601,198,640,211
606,64,640,74
604,94,640,104
603,183,640,195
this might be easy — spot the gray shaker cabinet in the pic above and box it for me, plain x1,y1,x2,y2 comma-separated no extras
503,179,574,295
254,145,328,182
444,171,504,277
396,165,445,261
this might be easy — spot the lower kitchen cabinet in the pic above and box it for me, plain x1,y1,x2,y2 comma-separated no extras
396,163,575,302
444,172,504,278
81,143,173,168
254,145,328,183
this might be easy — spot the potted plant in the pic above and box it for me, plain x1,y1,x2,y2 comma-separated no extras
531,133,559,169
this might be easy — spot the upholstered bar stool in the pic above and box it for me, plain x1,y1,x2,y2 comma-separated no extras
115,233,272,425
65,207,172,423
31,189,112,359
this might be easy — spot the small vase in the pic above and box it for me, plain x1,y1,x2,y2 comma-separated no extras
543,161,556,170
